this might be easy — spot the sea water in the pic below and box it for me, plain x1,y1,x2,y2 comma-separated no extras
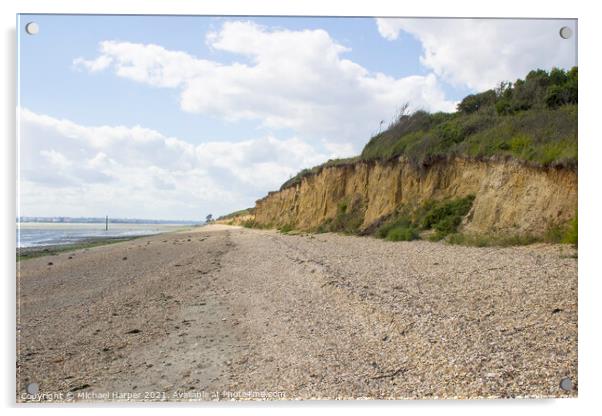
16,222,194,248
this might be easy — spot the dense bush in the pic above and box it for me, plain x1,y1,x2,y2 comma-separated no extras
374,195,475,242
373,215,419,241
360,104,576,169
457,90,497,114
545,68,578,109
419,196,475,231
376,216,412,239
495,67,577,115
418,195,475,240
457,105,577,167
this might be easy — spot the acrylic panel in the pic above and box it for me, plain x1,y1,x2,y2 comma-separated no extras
16,15,578,402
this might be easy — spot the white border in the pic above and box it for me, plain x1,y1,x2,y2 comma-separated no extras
2,1,601,415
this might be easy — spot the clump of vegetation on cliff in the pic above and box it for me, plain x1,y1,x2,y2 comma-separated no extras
362,67,577,168
374,195,476,242
283,67,577,191
376,217,420,241
419,195,476,240
386,225,420,242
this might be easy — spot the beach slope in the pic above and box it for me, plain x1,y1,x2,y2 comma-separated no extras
17,224,577,401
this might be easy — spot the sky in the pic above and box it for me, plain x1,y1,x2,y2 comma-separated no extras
17,15,577,221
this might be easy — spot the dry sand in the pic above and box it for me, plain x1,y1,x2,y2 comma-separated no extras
17,224,577,401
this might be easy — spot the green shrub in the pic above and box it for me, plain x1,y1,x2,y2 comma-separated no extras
545,69,577,109
457,90,497,114
376,216,412,239
279,223,294,234
495,98,512,115
386,225,419,241
374,196,474,242
509,134,532,153
563,213,578,246
419,195,475,236
433,216,462,234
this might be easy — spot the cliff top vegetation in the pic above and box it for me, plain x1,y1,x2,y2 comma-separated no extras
281,67,577,191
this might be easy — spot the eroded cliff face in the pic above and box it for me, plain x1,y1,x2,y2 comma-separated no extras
253,157,577,237
217,214,254,226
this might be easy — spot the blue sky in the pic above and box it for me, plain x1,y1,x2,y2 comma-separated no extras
20,15,465,144
17,15,577,220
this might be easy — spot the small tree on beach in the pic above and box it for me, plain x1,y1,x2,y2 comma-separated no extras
206,214,213,223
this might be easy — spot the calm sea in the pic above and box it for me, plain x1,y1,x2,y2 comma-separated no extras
16,222,194,248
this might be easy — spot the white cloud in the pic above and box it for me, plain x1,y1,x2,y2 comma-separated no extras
74,21,456,145
321,140,356,159
19,109,339,220
73,55,113,72
376,18,577,91
40,149,72,169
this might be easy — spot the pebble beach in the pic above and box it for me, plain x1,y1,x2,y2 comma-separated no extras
17,224,577,401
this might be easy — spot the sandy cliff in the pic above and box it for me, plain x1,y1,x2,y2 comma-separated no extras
252,157,577,237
